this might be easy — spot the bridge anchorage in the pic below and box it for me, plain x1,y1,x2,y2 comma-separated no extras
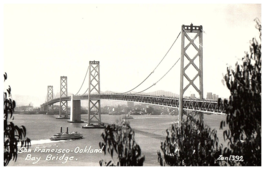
82,61,105,129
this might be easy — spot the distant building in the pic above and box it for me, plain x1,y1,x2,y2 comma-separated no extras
141,103,148,108
52,105,61,110
206,92,219,100
206,92,213,100
190,94,196,99
15,105,33,112
213,94,219,100
130,109,144,115
101,106,109,114
127,101,134,108
134,104,143,110
151,105,161,110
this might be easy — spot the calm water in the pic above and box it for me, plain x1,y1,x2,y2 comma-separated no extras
9,113,226,166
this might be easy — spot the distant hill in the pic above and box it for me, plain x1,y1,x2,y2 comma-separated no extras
54,92,74,98
80,100,127,108
100,90,179,97
141,90,179,97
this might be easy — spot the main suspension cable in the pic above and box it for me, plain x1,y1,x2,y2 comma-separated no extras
135,58,180,94
76,67,89,95
114,32,181,94
82,88,89,95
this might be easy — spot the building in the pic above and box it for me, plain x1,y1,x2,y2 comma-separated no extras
206,92,219,100
206,92,213,100
190,94,196,99
127,101,134,108
15,105,34,112
213,94,219,100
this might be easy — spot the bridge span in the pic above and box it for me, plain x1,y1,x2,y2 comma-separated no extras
41,93,227,113
41,24,227,128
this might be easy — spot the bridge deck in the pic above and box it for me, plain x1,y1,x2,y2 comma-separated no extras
41,94,227,113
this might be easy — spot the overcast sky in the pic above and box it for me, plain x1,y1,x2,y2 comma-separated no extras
2,3,262,107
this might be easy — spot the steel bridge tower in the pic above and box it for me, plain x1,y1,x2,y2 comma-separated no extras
58,76,68,118
83,61,104,128
179,24,204,126
47,86,53,101
46,85,53,112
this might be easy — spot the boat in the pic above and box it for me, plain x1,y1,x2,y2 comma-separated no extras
50,127,83,141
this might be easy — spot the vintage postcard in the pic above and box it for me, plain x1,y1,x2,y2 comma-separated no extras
2,1,262,167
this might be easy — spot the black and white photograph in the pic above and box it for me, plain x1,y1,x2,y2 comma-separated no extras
2,0,264,167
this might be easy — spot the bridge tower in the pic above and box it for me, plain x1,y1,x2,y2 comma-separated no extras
43,86,53,112
47,85,53,112
58,76,68,119
179,24,204,126
83,61,104,128
47,85,53,101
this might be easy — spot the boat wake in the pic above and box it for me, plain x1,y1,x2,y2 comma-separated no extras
30,139,65,145
159,121,179,125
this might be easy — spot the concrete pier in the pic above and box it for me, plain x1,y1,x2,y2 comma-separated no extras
68,94,84,123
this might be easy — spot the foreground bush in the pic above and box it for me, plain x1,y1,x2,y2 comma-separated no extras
3,73,31,166
157,112,221,166
220,18,261,166
99,122,145,166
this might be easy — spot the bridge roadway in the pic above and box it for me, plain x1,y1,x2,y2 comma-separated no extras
41,94,227,113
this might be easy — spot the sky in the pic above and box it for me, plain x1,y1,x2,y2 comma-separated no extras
2,2,262,107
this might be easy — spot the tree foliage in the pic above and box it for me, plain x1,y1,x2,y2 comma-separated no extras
99,122,145,166
3,73,31,166
220,18,261,166
157,112,221,166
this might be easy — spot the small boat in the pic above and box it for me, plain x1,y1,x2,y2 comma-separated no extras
50,127,83,141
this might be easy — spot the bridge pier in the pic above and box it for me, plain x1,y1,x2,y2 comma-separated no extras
43,104,53,114
68,95,84,123
44,105,49,112
48,105,54,114
40,105,45,112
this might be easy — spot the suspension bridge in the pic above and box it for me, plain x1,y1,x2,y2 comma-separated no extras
40,24,227,128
